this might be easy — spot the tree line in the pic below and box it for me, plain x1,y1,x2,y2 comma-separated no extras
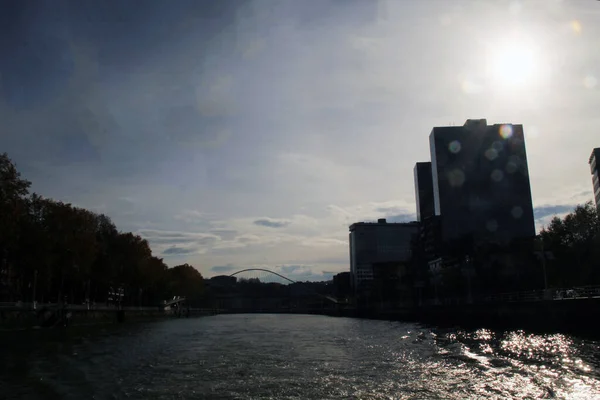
0,153,204,306
539,201,600,288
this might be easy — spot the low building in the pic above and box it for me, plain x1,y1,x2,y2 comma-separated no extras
349,218,420,291
333,272,351,299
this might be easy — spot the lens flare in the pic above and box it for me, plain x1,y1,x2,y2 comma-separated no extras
499,125,513,139
486,219,498,232
448,169,465,187
448,140,462,154
491,169,504,182
511,206,524,219
485,148,498,161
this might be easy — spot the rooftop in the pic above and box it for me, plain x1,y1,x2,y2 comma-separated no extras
349,219,419,231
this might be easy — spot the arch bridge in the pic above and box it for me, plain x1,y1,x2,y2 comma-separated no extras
228,268,343,305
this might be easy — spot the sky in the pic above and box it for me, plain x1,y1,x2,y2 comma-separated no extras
1,0,599,281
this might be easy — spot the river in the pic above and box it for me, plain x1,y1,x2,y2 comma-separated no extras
1,314,600,399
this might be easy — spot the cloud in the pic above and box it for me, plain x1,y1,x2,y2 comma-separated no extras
279,265,313,276
272,265,335,282
327,201,415,224
385,213,416,223
210,264,237,273
253,218,291,228
163,247,198,255
299,257,348,266
375,205,409,214
300,237,346,247
139,229,219,245
571,190,593,201
209,229,238,240
533,204,577,233
174,210,211,224
138,229,221,257
236,234,263,244
533,205,575,220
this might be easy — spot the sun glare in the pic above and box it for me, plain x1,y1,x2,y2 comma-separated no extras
488,40,537,87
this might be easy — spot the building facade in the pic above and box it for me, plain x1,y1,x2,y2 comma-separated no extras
590,148,600,213
349,219,419,289
414,162,435,222
429,119,535,246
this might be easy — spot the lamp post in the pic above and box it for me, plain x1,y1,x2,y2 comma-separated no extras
540,240,548,291
32,269,38,310
534,237,554,299
534,239,553,289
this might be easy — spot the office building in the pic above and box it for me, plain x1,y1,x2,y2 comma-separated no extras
414,161,442,264
349,219,419,289
590,148,600,213
414,162,435,222
429,119,535,245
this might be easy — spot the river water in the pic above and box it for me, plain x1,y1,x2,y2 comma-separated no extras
2,314,600,399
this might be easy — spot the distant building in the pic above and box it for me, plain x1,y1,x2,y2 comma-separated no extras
429,119,535,246
414,162,435,222
349,219,420,290
413,161,442,267
590,148,600,213
333,272,351,298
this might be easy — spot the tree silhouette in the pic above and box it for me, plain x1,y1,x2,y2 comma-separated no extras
540,202,600,287
0,153,204,306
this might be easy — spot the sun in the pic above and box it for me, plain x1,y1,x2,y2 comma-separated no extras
488,40,536,86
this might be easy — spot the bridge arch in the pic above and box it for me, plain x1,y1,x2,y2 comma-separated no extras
227,268,343,305
229,268,297,284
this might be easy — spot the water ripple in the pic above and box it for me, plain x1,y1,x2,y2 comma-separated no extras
1,315,600,399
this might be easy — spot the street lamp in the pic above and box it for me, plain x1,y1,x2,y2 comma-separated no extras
534,237,554,300
533,237,554,295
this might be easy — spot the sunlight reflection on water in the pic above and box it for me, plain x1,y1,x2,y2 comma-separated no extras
1,316,600,399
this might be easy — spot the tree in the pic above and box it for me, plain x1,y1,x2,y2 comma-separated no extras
0,151,207,306
166,264,205,306
540,202,600,287
0,153,31,301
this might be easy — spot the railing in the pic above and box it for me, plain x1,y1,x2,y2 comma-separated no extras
0,302,165,311
1,295,188,311
484,285,600,303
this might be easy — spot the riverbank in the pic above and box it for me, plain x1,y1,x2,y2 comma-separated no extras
341,297,600,337
5,297,599,337
0,305,218,330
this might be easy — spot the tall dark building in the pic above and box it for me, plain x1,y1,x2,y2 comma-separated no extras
429,119,535,245
590,148,600,213
414,162,434,222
